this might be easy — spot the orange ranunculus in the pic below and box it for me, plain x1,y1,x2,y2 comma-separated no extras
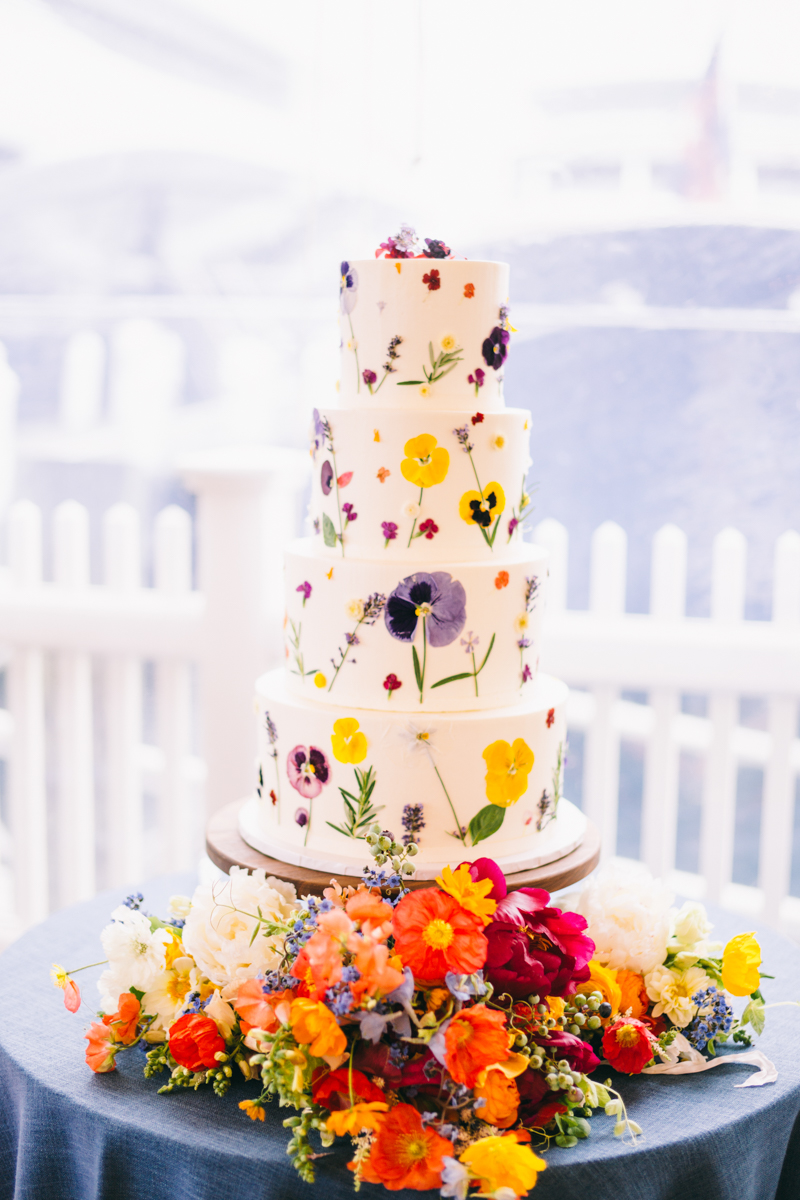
327,1102,389,1136
102,992,141,1045
392,888,487,983
602,1017,658,1075
444,1005,511,1088
473,1068,520,1128
233,982,294,1034
355,1103,454,1191
85,1022,117,1073
345,889,394,933
616,969,649,1019
290,997,347,1058
312,1066,385,1110
350,935,405,1000
169,1013,226,1072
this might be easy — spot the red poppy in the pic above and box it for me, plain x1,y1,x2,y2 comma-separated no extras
168,1013,226,1072
602,1017,658,1075
354,1103,453,1191
312,1066,385,1111
471,411,484,424
392,888,487,983
464,283,475,298
546,708,555,728
422,269,441,291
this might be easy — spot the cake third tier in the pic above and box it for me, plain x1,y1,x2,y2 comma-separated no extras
284,538,547,712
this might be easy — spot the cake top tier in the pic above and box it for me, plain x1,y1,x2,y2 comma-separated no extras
338,235,511,412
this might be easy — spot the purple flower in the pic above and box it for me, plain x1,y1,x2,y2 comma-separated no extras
382,521,398,543
343,502,357,522
362,369,377,386
468,367,485,389
339,261,358,315
311,408,325,457
482,326,510,371
384,571,466,648
294,807,309,828
321,460,333,495
522,664,532,683
508,516,519,537
422,238,451,259
345,632,360,646
296,581,312,604
287,745,330,799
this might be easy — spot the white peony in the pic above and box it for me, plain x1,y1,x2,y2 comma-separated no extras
97,906,173,1008
181,867,298,987
577,863,673,975
645,964,714,1028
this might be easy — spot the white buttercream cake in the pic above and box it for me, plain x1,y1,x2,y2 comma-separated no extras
240,230,585,876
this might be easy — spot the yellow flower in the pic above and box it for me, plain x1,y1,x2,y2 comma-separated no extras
458,482,505,526
435,863,497,926
50,963,68,990
722,932,762,996
441,334,456,352
314,672,327,689
584,960,622,1017
239,1099,266,1122
419,384,432,399
482,738,534,807
491,435,505,450
544,995,566,1024
513,612,530,635
331,717,368,764
400,433,450,488
326,1102,389,1136
326,567,334,580
289,997,347,1057
373,428,380,442
346,598,364,621
459,1133,546,1196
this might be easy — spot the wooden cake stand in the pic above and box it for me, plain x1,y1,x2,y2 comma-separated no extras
206,800,601,896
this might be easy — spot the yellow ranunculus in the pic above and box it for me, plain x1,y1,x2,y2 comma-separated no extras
584,960,622,1018
722,932,762,997
483,738,534,807
331,717,367,764
458,482,505,527
289,997,347,1057
326,1102,388,1136
400,433,450,488
459,1134,546,1195
435,863,497,925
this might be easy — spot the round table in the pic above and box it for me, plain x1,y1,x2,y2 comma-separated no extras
2,874,800,1200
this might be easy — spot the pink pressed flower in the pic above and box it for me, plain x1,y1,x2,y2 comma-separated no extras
287,745,330,799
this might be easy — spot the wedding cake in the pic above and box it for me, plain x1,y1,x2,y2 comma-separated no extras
239,228,586,879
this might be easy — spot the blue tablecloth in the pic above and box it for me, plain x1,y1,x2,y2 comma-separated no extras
2,874,800,1200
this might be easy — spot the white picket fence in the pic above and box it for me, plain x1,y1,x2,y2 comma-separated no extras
1,501,799,939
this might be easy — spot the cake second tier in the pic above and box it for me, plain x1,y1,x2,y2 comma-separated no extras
284,537,547,712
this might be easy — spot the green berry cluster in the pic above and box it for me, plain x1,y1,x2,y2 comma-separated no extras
364,824,418,876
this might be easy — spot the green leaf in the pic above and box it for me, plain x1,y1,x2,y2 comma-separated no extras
412,645,423,692
741,998,766,1036
397,380,424,386
322,512,337,547
487,513,502,548
326,821,351,838
477,632,496,673
468,804,505,846
429,341,436,368
129,986,145,1002
430,672,473,689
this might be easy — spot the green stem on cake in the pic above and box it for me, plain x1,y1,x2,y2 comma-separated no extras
406,486,424,548
327,617,365,693
465,447,501,551
412,618,427,704
331,448,346,557
431,761,465,844
348,314,360,393
271,749,281,818
304,797,312,846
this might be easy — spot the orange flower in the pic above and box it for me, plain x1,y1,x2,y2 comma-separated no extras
350,935,405,1000
460,1132,547,1196
473,1068,520,1128
312,1065,385,1109
377,467,390,482
464,283,475,298
544,995,566,1024
355,1103,453,1191
290,997,347,1057
444,1005,511,1088
494,570,509,589
435,864,497,926
233,982,294,1034
102,992,141,1045
84,1022,117,1073
345,889,394,934
327,1102,389,1136
239,1099,266,1122
392,888,487,983
616,969,649,1019
303,927,346,995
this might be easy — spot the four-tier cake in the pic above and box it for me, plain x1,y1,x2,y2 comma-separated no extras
239,229,586,879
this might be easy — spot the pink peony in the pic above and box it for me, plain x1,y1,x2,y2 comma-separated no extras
484,888,594,1001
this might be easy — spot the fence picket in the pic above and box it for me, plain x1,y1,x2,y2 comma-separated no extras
53,502,95,906
103,503,143,888
533,518,568,613
7,501,48,923
154,506,196,872
759,531,800,919
641,525,686,878
701,528,747,902
583,522,626,857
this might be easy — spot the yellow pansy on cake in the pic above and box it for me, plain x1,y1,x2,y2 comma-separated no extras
239,228,586,878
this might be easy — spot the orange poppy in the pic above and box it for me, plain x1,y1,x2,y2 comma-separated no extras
350,935,405,1000
102,992,141,1045
312,1066,385,1109
345,889,394,934
473,1068,520,1128
392,888,487,983
354,1103,454,1191
233,982,294,1034
84,1022,116,1073
444,1005,511,1088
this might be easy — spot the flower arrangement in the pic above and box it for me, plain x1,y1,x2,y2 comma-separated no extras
54,856,782,1199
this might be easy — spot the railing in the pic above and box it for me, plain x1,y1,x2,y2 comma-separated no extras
535,518,800,931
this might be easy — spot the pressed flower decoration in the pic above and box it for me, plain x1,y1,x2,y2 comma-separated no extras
316,415,355,557
422,268,441,291
429,628,497,699
362,335,403,395
287,745,330,845
382,672,402,699
257,712,281,816
339,261,361,391
464,281,475,297
327,593,386,694
385,571,467,702
468,367,485,397
399,432,450,546
453,423,505,550
381,520,398,548
517,575,540,684
397,337,463,400
287,586,318,685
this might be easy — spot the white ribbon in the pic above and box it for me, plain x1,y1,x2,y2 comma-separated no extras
641,1033,778,1087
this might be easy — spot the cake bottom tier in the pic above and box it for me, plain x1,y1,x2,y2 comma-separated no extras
246,668,585,879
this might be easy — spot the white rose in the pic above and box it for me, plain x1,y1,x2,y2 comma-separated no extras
644,964,713,1028
182,867,298,987
670,901,712,952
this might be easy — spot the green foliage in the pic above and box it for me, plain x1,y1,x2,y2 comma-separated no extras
468,804,505,846
322,513,337,548
327,766,384,839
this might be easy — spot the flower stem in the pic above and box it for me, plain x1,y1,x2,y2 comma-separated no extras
304,797,312,846
432,762,465,843
407,487,423,548
271,749,281,818
327,618,363,692
65,959,108,974
472,651,478,697
420,618,427,704
331,448,345,557
348,314,360,393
